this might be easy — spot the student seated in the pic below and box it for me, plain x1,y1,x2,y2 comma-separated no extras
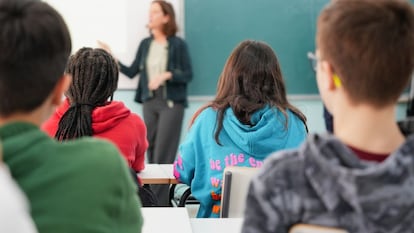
174,40,308,218
0,1,142,232
42,47,148,174
242,0,414,232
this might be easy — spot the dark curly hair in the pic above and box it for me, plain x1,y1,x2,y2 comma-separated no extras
55,48,119,140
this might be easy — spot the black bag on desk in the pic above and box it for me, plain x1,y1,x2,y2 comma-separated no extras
129,168,159,207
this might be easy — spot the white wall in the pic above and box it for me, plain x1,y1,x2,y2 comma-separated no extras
44,0,183,89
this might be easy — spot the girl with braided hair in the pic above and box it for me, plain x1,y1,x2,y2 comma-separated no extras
98,0,192,206
42,47,148,173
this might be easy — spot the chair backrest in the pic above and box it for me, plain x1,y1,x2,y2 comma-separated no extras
220,166,259,218
289,224,349,233
407,74,414,117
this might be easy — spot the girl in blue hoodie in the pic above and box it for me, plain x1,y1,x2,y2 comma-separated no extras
173,40,308,218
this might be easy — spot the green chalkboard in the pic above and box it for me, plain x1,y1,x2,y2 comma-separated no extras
185,0,328,96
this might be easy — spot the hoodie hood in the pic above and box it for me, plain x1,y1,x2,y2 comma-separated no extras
53,99,131,134
221,105,306,159
174,105,307,218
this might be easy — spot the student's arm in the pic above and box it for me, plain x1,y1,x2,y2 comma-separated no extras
242,153,300,233
173,123,199,185
131,115,148,172
173,145,195,186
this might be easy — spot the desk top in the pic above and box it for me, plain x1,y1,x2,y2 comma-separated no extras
141,207,192,233
138,164,170,184
190,218,243,233
159,164,179,184
141,207,243,233
138,164,178,185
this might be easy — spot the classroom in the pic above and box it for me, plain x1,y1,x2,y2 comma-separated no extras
0,0,414,233
45,0,411,139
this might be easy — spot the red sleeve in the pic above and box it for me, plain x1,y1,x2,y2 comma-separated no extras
41,113,59,137
131,115,148,172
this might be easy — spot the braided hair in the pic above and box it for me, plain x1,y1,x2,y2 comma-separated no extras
55,47,119,140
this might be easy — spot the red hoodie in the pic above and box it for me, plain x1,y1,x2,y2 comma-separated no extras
42,99,148,172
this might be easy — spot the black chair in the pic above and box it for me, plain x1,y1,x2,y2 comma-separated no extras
398,116,414,136
129,168,158,207
169,183,199,207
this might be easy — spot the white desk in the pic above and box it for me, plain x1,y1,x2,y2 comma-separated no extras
141,207,192,233
159,164,178,184
138,164,177,185
190,218,243,233
138,164,170,184
141,207,244,233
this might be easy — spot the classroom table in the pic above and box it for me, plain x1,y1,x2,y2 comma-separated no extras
141,207,192,233
138,164,177,185
141,207,243,233
159,164,179,184
190,218,243,233
138,164,170,184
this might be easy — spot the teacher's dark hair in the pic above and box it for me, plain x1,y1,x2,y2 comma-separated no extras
55,48,119,140
0,0,71,116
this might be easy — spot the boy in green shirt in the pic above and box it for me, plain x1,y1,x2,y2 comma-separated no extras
0,1,143,232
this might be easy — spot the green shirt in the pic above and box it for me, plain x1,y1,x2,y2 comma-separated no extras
1,122,143,233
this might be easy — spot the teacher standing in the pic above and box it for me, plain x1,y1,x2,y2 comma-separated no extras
100,0,192,205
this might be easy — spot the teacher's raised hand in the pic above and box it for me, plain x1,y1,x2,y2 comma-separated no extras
97,40,113,55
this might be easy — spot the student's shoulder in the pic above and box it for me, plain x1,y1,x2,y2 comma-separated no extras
126,114,147,136
128,112,145,126
60,138,133,183
54,138,135,193
58,137,124,166
263,149,305,175
193,107,217,124
260,133,335,180
257,144,309,189
286,109,305,124
286,109,308,131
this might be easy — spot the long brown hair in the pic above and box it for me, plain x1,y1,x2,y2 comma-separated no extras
152,0,177,37
191,40,307,145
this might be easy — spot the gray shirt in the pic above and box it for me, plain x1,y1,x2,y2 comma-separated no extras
146,40,168,84
242,133,414,233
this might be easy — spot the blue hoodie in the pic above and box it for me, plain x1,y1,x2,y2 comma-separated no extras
173,106,307,218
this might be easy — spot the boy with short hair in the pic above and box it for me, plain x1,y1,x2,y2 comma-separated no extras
0,0,142,232
242,0,414,232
